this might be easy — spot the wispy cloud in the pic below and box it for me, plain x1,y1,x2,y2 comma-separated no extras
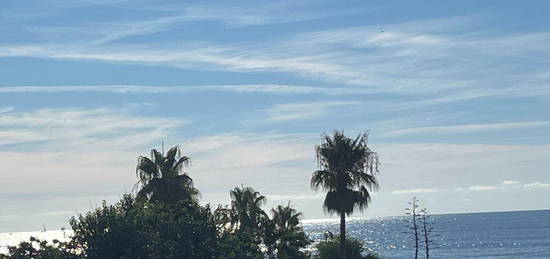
524,182,550,188
467,185,498,191
3,17,550,102
268,193,325,201
385,121,550,137
23,1,379,44
0,85,369,96
502,180,520,185
0,107,14,114
392,188,438,195
264,101,360,122
0,107,187,151
33,211,75,217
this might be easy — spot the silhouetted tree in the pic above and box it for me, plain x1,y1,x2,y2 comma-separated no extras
419,208,433,259
229,186,268,233
7,237,78,259
269,203,310,258
69,195,220,259
316,232,379,259
405,197,420,259
311,131,380,257
135,146,198,204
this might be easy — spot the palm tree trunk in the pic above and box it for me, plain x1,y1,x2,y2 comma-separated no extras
340,212,346,258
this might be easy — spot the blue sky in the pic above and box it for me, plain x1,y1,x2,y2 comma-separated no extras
1,0,550,231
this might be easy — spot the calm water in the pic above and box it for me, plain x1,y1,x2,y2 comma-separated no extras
1,210,549,258
303,210,550,258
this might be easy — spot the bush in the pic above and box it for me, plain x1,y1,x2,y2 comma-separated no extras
68,195,221,259
315,235,379,259
6,237,79,259
216,231,264,259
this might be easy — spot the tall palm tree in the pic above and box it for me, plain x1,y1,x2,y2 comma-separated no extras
311,131,380,257
135,145,198,204
229,186,268,232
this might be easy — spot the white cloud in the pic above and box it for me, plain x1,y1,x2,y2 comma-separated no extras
0,85,369,96
455,185,498,192
392,188,438,195
4,17,550,101
185,133,315,171
0,107,187,151
524,182,550,188
264,101,360,122
385,121,550,136
467,185,498,191
268,193,325,201
0,107,14,114
502,180,520,185
23,1,379,45
33,211,75,217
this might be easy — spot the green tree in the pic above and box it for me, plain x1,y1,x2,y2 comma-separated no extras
229,186,268,233
69,195,220,259
269,204,310,258
311,131,380,258
213,187,270,259
7,237,79,259
216,231,264,259
315,234,379,259
135,146,198,204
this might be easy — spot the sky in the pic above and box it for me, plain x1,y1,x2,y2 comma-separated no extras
1,0,550,232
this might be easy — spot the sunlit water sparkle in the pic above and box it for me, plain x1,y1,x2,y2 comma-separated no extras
303,210,550,258
1,210,549,258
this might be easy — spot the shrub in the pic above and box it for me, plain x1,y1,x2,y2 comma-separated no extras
69,195,220,259
6,237,79,259
315,234,379,259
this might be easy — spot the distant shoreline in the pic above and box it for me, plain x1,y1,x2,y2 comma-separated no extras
3,208,549,233
302,208,550,223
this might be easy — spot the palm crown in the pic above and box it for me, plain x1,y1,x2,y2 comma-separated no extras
135,146,198,203
229,186,268,231
311,131,380,215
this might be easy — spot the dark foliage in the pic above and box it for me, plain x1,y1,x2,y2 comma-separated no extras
311,131,380,256
315,234,379,259
69,195,219,259
135,146,198,204
6,237,78,259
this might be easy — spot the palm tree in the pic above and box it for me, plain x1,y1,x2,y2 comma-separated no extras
229,186,268,232
213,204,235,233
272,204,302,234
311,131,380,257
135,145,198,204
270,204,310,258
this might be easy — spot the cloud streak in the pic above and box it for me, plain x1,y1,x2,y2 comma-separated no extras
0,85,370,96
0,107,187,152
264,101,361,122
392,188,438,195
3,16,550,102
524,182,550,188
385,121,550,136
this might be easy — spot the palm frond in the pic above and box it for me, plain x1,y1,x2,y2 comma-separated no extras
311,130,380,216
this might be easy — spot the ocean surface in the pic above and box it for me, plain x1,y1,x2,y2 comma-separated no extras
303,210,550,258
1,210,549,258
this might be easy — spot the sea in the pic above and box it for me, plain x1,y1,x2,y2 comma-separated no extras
1,210,549,258
303,210,550,258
